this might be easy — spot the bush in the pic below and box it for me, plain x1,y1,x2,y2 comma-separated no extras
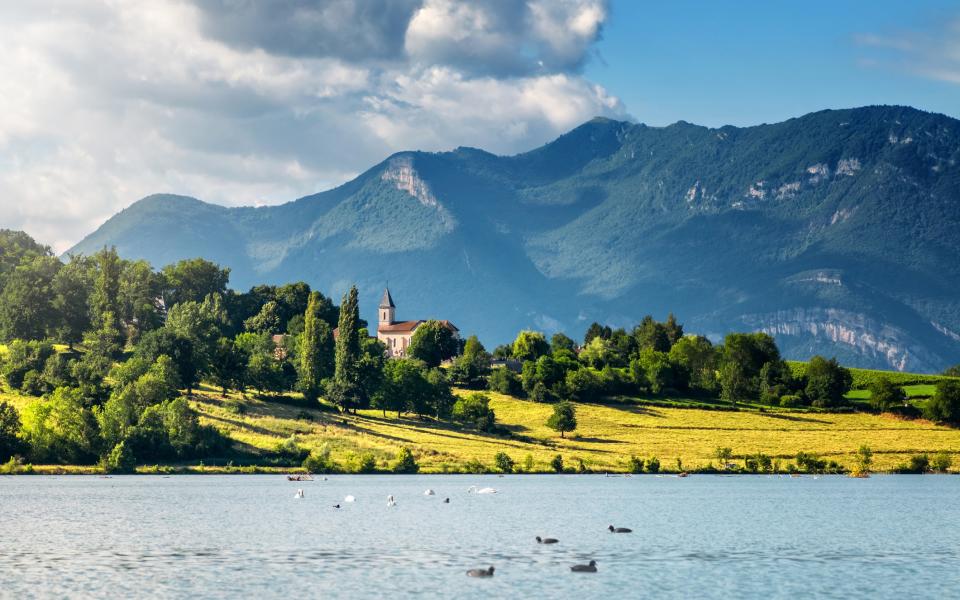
646,456,660,473
779,395,803,408
868,377,907,412
529,382,557,404
348,452,377,474
923,380,960,424
628,455,644,474
931,452,953,473
392,447,419,474
102,441,136,474
463,458,486,473
550,454,564,473
494,451,515,473
893,454,930,474
796,451,828,473
0,401,24,462
275,436,309,462
487,367,523,397
303,444,338,474
451,393,497,432
522,454,534,472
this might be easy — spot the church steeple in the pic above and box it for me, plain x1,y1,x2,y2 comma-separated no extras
379,288,396,327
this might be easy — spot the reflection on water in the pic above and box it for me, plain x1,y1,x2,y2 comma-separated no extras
3,474,959,599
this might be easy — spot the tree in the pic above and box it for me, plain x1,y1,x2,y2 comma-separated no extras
450,335,491,388
51,256,93,348
550,332,576,354
89,248,123,348
451,393,497,432
331,286,362,412
494,451,515,473
804,356,852,408
853,444,873,476
392,447,419,473
942,365,960,377
19,387,99,464
165,293,229,383
719,332,783,403
297,292,334,402
550,454,564,472
669,335,718,394
0,401,24,461
579,336,617,369
488,367,523,397
583,322,611,345
0,255,60,341
119,259,164,342
408,320,458,367
375,358,429,417
634,348,677,394
161,258,230,308
244,300,283,334
546,400,577,438
208,337,248,396
868,377,906,412
512,330,550,362
135,328,199,395
715,447,733,468
633,316,671,353
924,380,960,424
103,440,136,474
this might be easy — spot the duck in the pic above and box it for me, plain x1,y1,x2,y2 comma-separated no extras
424,489,435,496
466,566,495,578
571,560,597,573
333,504,341,509
344,495,356,503
467,485,497,494
608,525,632,533
536,536,559,544
443,498,450,504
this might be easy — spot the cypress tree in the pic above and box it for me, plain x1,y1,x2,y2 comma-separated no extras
299,292,333,402
331,286,361,412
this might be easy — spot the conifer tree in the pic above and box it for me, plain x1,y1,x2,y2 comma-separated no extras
330,286,361,412
298,292,334,402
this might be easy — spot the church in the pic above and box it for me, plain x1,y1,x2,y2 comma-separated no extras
376,288,459,358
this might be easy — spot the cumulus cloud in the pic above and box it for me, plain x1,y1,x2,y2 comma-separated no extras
855,18,960,85
0,0,622,253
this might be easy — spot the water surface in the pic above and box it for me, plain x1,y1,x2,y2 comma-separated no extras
3,474,959,599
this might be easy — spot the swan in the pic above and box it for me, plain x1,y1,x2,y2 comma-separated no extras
295,489,304,499
467,485,497,494
466,566,495,578
536,536,559,544
424,489,435,496
387,494,397,507
570,560,597,573
344,495,356,503
608,525,632,533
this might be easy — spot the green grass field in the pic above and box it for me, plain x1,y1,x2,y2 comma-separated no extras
5,381,960,474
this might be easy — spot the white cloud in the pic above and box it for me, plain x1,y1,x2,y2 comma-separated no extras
855,18,960,86
0,1,622,253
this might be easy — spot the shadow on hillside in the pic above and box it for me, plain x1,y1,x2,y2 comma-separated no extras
203,413,282,437
756,412,832,425
588,403,666,418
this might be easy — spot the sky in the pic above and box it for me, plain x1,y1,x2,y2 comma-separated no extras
0,0,957,253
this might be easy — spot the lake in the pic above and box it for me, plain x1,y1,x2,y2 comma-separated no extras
2,474,959,599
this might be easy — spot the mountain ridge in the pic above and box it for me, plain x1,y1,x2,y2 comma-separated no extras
69,105,960,372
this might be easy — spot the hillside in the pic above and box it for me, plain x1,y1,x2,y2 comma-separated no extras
5,386,959,474
69,106,960,372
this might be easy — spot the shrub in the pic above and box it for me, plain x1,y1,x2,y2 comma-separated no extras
487,367,523,397
494,451,515,473
522,454,534,473
804,356,852,408
392,447,419,474
303,444,338,474
0,456,33,474
530,382,557,404
923,380,960,424
349,452,377,474
893,454,930,474
779,395,803,408
930,452,953,473
0,401,24,462
868,377,906,412
796,451,828,473
628,455,645,474
102,441,136,474
550,454,564,473
646,456,660,473
451,393,497,433
463,458,486,473
275,436,309,462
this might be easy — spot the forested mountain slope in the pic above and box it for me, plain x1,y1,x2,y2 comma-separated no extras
70,106,960,372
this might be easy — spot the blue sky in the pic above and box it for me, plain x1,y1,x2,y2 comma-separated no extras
589,0,960,126
1,1,957,251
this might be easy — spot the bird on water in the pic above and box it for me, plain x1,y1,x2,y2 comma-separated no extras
466,566,495,578
608,525,632,533
571,560,598,573
536,536,559,544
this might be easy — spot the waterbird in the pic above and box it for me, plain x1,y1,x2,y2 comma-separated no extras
387,494,397,507
424,489,435,496
608,525,632,533
333,504,341,509
344,495,356,503
295,489,304,499
571,560,597,573
467,485,497,494
536,536,559,544
466,566,495,578
443,498,450,503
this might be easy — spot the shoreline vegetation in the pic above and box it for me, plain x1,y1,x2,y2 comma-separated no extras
1,232,959,477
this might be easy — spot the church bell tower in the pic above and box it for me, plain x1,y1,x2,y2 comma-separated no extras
379,288,396,327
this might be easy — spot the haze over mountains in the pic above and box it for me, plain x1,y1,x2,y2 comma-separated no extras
70,105,960,372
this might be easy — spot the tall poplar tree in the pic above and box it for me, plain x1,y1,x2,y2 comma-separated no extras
330,286,361,412
90,247,123,348
298,291,334,402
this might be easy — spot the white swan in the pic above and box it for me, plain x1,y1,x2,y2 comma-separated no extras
344,495,356,503
467,485,497,494
295,489,304,499
424,489,435,496
387,494,397,507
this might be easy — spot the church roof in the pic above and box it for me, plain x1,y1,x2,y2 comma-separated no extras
379,288,395,309
378,319,459,334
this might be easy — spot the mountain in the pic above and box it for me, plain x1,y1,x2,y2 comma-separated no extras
70,106,960,372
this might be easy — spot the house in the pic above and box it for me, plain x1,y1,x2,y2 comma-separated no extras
376,288,459,357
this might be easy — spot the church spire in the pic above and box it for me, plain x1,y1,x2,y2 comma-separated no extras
379,288,396,327
379,288,395,309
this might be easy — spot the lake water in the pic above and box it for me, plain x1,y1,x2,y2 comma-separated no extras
2,474,959,599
